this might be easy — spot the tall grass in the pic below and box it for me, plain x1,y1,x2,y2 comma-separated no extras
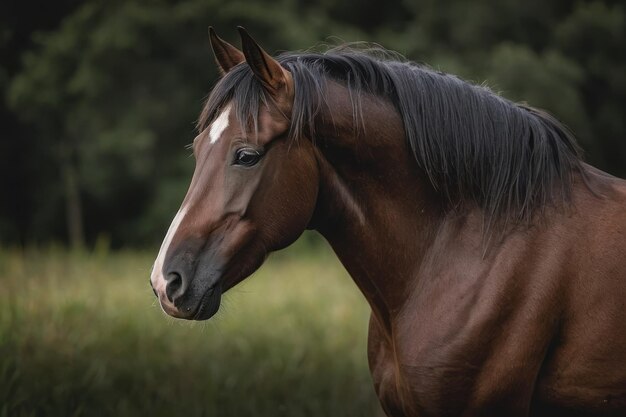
0,238,380,416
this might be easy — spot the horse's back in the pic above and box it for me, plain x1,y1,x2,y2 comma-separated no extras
534,170,626,415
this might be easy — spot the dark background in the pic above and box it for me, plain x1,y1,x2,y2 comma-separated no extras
1,0,624,248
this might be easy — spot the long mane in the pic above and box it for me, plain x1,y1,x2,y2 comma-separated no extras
199,46,584,229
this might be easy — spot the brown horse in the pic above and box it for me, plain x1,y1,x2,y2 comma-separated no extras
150,27,626,416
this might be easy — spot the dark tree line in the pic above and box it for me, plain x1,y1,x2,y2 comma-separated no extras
1,0,624,247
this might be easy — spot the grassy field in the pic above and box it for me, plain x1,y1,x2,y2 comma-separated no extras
0,238,381,416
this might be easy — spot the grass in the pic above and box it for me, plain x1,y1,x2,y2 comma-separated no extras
0,237,381,417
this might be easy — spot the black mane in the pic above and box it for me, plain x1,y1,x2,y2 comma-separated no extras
199,46,583,229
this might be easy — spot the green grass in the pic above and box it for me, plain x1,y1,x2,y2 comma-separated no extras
0,238,381,417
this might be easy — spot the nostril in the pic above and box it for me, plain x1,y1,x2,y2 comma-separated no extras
165,272,183,303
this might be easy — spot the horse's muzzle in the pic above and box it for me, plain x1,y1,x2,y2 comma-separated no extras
167,270,220,320
151,273,222,320
151,217,258,321
192,283,222,320
151,235,226,320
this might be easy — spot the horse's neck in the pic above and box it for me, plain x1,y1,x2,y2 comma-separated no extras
310,89,443,332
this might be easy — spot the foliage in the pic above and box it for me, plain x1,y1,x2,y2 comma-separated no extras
0,240,380,416
1,0,624,246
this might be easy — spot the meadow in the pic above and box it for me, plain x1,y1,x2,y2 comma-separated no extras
0,236,381,416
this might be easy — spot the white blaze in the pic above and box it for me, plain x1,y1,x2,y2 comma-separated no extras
151,205,189,292
151,104,231,303
209,105,231,144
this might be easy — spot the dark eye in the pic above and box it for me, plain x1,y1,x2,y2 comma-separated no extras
234,148,263,167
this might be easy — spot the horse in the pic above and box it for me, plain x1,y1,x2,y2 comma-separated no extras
150,27,626,416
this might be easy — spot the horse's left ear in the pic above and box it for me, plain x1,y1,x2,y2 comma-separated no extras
209,27,245,75
237,26,293,99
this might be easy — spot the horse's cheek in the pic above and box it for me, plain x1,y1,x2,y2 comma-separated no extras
257,146,319,249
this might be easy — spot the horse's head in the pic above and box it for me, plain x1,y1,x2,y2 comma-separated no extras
150,28,319,320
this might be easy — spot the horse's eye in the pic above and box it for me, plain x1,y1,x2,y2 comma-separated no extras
234,148,263,167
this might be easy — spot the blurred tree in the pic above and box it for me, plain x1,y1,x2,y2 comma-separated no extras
3,0,365,246
553,1,625,171
384,0,625,172
1,0,624,247
484,44,591,149
0,0,82,244
8,1,204,247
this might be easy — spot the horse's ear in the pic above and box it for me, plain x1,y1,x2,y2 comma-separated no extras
237,26,293,98
209,27,245,75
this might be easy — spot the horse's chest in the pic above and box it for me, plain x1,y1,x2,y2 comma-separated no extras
367,333,470,417
367,318,417,416
367,315,470,417
366,303,540,417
